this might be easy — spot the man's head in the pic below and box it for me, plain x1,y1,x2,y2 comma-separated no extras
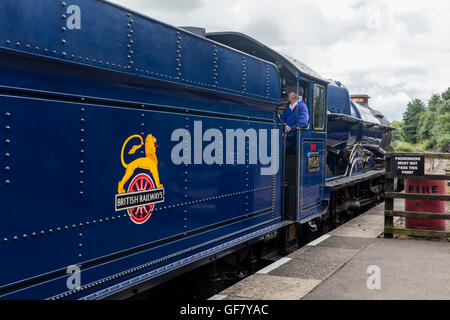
288,88,304,104
288,92,297,104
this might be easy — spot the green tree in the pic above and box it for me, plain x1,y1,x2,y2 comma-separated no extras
400,88,450,152
427,89,450,151
402,99,426,144
430,111,450,152
442,87,450,101
417,111,434,141
390,120,404,141
427,93,442,112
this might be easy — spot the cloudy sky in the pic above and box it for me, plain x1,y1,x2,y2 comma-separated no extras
109,0,450,121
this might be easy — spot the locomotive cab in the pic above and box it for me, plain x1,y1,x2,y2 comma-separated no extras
207,32,330,225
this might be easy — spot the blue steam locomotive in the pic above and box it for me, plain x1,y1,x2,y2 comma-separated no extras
0,0,392,299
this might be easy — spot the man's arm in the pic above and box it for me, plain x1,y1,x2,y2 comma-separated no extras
280,108,287,123
280,108,292,133
296,102,309,128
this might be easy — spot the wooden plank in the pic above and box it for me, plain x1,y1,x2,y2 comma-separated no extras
384,227,450,238
386,152,450,160
386,174,450,181
385,210,450,220
384,221,393,229
385,192,450,201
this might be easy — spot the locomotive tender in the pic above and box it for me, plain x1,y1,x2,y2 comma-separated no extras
0,0,392,299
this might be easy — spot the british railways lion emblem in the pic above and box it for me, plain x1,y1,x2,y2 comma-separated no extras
115,134,165,224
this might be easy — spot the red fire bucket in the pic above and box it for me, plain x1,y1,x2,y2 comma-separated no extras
405,179,447,231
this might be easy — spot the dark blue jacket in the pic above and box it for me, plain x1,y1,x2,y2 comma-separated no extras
280,100,310,138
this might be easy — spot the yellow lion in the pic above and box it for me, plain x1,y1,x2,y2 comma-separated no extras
118,134,163,194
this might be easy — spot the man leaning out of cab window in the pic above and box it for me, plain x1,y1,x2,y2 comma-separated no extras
280,89,309,151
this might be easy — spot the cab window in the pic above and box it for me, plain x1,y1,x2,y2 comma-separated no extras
313,85,326,131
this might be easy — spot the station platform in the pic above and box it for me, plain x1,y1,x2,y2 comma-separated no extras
210,200,450,300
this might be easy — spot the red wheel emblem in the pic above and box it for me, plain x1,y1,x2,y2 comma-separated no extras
127,173,155,224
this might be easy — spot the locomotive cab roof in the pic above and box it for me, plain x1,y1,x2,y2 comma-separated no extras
206,31,330,94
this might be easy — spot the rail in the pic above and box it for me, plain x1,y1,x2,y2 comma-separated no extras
384,152,450,239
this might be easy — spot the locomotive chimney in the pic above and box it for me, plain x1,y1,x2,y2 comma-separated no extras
351,94,370,106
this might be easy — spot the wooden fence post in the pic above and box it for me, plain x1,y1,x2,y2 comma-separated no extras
384,154,394,238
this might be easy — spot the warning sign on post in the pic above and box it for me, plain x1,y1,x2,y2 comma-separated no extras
391,155,425,176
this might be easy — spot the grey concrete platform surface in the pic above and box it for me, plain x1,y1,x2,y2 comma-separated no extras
210,200,450,300
304,238,450,300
